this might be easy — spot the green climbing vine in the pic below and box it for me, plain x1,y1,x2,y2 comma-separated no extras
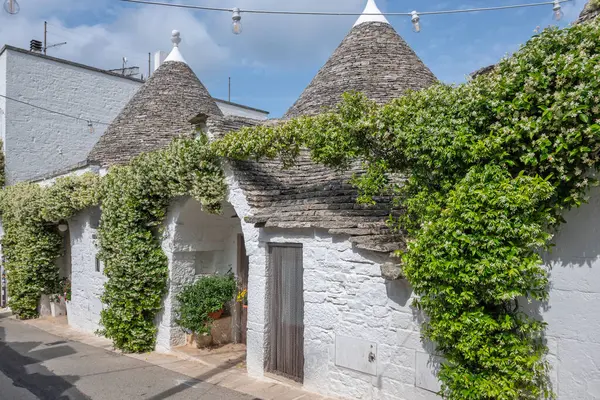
0,133,226,353
0,173,100,318
0,16,596,399
214,20,600,399
97,133,226,352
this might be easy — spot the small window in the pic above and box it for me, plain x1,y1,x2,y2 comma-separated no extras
95,257,102,273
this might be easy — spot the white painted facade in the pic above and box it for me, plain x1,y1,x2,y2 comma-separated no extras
538,185,600,399
66,207,105,333
214,100,269,121
220,165,600,400
0,46,142,184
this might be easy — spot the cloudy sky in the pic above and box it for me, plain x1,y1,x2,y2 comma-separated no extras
0,0,586,117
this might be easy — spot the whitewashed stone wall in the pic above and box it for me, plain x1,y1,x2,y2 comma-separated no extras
1,47,141,184
227,166,597,400
539,185,600,399
67,207,105,333
214,99,269,121
0,50,6,146
156,195,246,350
156,200,188,350
18,161,600,400
251,229,440,400
224,167,440,399
225,166,267,376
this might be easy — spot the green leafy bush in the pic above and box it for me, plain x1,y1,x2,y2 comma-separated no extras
175,274,237,335
97,133,226,352
0,173,100,318
213,19,600,399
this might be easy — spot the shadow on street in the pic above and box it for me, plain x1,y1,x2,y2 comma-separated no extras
0,312,89,400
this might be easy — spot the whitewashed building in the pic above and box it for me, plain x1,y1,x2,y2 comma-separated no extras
0,44,268,185
6,1,600,399
0,45,143,184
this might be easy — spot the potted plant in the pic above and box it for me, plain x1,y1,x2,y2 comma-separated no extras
175,274,236,348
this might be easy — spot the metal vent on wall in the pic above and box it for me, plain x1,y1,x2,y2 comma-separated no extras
30,40,43,53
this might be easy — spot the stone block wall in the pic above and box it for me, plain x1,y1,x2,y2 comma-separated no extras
254,229,440,400
68,207,106,333
228,164,600,399
539,185,600,398
156,196,246,350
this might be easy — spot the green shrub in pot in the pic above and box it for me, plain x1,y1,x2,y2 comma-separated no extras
175,273,236,335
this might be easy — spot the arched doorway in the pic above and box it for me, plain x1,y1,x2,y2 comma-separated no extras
157,197,248,350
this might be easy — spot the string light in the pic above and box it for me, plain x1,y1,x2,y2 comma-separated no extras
411,11,421,33
553,0,564,20
120,0,574,34
232,7,242,35
3,0,20,14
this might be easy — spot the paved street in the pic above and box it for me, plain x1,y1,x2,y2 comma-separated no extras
0,313,256,400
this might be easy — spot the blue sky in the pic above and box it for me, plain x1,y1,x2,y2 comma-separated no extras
0,0,586,117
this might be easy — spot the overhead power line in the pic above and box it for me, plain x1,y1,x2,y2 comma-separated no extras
0,94,110,126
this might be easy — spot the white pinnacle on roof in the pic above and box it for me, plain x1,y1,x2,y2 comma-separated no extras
164,30,187,64
354,0,390,27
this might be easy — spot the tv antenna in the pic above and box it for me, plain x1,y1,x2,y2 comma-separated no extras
43,21,67,55
108,57,142,78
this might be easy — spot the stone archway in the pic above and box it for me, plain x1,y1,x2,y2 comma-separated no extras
156,197,248,350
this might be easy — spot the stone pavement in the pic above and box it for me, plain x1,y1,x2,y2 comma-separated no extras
21,315,334,400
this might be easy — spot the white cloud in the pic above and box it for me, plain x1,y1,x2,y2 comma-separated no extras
0,0,372,79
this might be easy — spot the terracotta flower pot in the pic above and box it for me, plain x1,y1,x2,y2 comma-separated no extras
208,309,223,320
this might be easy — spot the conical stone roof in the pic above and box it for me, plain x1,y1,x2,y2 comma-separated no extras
284,1,436,119
576,0,599,24
88,31,222,167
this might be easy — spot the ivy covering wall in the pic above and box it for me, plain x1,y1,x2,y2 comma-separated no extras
97,134,226,352
214,21,600,399
0,173,100,318
0,18,596,400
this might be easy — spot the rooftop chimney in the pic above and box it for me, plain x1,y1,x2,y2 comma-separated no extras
30,40,43,53
153,50,167,73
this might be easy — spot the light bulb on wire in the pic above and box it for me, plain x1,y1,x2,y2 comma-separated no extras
3,0,20,14
552,0,563,21
411,11,421,33
232,7,242,35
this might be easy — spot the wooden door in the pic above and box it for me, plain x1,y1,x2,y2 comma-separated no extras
267,244,304,382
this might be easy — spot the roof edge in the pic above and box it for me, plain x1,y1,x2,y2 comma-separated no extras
0,45,144,83
213,98,270,115
29,160,95,183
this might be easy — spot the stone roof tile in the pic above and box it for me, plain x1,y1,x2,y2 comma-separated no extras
284,21,436,119
208,115,406,254
88,60,222,166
